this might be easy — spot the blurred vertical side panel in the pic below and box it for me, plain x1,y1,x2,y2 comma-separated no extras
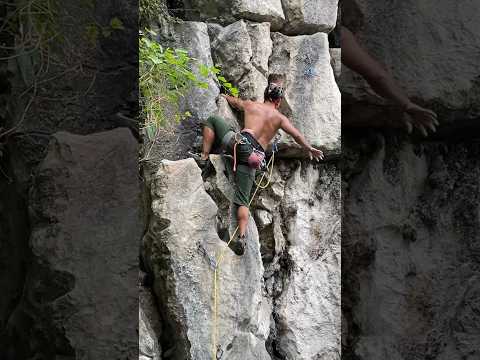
0,0,140,359
341,0,480,359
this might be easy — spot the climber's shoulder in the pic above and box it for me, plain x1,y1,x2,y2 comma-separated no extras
241,99,256,109
274,109,289,123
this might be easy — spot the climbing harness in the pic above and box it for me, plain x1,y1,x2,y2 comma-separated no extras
211,141,277,360
232,132,267,172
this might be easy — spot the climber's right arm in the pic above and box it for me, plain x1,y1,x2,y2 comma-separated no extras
341,26,438,136
341,26,411,111
280,115,323,161
222,94,246,111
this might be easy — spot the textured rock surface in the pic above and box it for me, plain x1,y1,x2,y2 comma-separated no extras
342,134,480,359
252,161,341,359
214,96,241,131
340,0,480,119
275,163,341,359
183,0,285,30
281,0,339,34
210,20,272,101
270,32,341,157
142,154,342,359
143,158,271,360
4,129,140,358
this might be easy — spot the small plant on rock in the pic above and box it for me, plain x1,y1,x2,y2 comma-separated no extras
139,29,238,144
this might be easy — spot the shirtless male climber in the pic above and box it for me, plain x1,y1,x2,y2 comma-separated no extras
196,79,323,256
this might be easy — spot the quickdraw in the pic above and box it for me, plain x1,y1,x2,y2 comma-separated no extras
232,132,268,172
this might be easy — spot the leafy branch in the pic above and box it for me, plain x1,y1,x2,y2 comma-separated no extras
139,28,238,144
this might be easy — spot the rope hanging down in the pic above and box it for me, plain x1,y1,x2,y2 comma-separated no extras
211,149,276,360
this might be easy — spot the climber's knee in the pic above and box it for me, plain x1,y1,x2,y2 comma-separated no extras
237,205,249,223
203,116,217,133
203,115,234,142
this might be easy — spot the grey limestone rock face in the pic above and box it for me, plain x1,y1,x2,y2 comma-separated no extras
210,20,272,101
281,0,339,35
8,128,140,358
143,154,342,359
144,158,271,360
232,0,285,31
275,162,341,359
213,96,241,131
183,0,286,30
270,32,341,157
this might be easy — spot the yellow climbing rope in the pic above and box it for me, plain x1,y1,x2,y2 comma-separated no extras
211,151,275,360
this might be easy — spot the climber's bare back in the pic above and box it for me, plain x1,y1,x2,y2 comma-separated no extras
221,93,323,161
240,100,285,149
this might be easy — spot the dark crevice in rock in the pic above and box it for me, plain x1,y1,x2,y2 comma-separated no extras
166,0,186,18
265,248,294,360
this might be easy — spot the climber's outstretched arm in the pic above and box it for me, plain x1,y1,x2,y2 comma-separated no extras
341,26,439,136
221,94,246,111
280,115,323,161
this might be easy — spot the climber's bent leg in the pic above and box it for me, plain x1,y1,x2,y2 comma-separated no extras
237,205,249,238
202,115,235,159
222,152,255,255
233,163,256,234
229,165,255,255
201,126,215,160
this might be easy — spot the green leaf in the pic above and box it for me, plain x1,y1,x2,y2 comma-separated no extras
217,76,226,83
185,71,197,81
199,64,209,78
224,82,232,89
146,123,157,140
110,17,125,30
198,82,209,89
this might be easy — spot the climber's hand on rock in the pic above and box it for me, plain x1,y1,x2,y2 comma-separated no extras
404,102,439,137
308,147,324,162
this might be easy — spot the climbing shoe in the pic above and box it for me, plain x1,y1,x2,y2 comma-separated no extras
188,152,214,179
229,234,246,256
